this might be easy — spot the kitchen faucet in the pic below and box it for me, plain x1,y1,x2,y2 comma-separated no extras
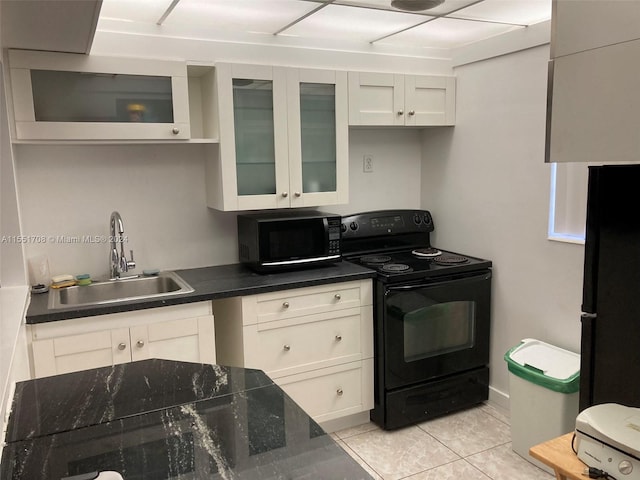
109,211,136,280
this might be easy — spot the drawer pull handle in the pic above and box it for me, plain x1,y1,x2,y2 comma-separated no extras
118,343,127,351
283,301,290,308
172,127,180,135
335,335,342,342
136,340,145,348
334,294,341,300
283,344,291,351
336,388,344,396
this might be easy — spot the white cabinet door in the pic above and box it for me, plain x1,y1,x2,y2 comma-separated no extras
214,63,290,211
31,328,130,377
552,0,640,58
405,75,455,126
7,49,190,141
29,302,216,378
130,316,216,364
348,71,455,126
348,72,404,126
286,68,349,207
208,63,349,211
547,39,640,163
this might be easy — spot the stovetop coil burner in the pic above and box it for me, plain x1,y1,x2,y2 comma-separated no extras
412,248,442,258
380,263,412,273
433,254,469,265
360,255,392,265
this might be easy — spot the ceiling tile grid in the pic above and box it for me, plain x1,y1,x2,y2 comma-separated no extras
99,0,551,52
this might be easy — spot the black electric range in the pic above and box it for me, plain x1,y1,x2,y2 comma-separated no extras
341,209,493,429
341,209,491,281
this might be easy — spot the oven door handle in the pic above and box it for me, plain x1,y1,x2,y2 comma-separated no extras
386,271,491,291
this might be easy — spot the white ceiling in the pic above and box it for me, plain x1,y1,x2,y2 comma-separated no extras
98,0,551,54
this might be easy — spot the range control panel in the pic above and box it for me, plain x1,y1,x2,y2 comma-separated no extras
341,210,434,239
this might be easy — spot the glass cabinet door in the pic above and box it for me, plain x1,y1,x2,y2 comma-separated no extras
30,70,175,124
232,79,277,196
287,69,348,208
299,82,337,194
8,49,190,141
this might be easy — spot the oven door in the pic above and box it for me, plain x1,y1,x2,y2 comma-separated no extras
382,270,491,390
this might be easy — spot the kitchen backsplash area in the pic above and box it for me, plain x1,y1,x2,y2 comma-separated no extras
14,129,422,280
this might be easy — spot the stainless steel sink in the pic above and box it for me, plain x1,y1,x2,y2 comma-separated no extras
48,271,194,309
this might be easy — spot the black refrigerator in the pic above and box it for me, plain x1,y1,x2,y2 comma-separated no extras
580,164,640,411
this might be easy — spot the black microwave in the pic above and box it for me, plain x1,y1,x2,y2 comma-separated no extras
237,211,342,272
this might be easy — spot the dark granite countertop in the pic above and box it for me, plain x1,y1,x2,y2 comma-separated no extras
1,359,373,479
26,261,375,324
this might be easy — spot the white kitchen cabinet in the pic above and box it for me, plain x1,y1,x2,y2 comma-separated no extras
552,0,640,58
348,71,455,126
213,280,373,425
28,302,216,378
6,49,191,141
547,39,640,164
205,63,348,211
546,0,640,163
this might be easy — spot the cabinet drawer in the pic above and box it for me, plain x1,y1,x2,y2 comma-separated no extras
277,359,373,423
243,308,362,378
245,281,368,325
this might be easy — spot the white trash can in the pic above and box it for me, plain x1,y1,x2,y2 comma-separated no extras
504,338,580,473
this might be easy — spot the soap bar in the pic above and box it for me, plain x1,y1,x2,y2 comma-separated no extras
51,274,74,284
50,280,76,289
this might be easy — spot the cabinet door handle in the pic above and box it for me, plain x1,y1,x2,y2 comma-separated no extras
136,340,145,348
294,192,301,197
118,343,127,351
172,127,180,135
335,335,342,342
408,110,415,116
336,387,344,396
334,293,341,300
282,192,289,198
397,109,404,116
283,344,291,351
282,301,290,308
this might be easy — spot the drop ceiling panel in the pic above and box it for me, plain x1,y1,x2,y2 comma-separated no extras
166,0,319,33
283,4,429,41
377,16,519,49
99,0,168,24
96,0,552,58
317,0,481,16
451,0,551,25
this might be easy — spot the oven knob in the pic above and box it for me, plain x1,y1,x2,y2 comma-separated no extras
423,213,432,226
619,461,633,475
349,221,358,231
413,214,421,224
341,223,347,233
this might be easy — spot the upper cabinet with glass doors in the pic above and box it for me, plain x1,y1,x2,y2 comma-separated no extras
6,49,190,141
206,63,348,211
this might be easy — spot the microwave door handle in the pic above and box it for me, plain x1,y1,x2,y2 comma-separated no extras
387,272,491,292
261,254,341,267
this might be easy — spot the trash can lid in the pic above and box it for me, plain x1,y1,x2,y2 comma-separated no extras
504,338,580,394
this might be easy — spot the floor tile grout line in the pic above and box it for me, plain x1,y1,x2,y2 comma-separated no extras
460,440,513,459
337,437,385,479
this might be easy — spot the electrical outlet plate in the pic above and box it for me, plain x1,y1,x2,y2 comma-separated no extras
363,154,374,173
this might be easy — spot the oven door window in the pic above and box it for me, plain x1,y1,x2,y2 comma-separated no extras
383,272,491,390
403,301,475,362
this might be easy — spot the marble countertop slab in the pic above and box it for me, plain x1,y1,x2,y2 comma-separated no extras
1,359,373,479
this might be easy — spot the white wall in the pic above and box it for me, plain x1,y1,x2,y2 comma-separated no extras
420,45,584,404
15,130,423,278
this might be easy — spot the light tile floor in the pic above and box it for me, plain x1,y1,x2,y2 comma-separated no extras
332,403,554,480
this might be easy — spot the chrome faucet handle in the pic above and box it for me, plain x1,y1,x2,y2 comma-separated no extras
126,250,136,271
